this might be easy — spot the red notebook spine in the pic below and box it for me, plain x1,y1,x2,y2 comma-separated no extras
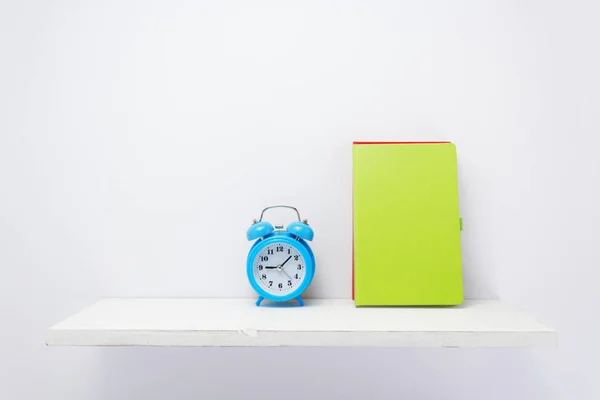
353,141,450,145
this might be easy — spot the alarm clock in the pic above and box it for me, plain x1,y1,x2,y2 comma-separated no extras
246,205,315,306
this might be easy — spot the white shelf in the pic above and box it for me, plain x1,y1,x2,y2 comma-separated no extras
46,298,556,348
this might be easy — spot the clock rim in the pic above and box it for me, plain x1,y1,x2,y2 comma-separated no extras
246,234,314,302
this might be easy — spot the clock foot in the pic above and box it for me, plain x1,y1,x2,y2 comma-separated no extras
255,296,264,306
295,296,304,306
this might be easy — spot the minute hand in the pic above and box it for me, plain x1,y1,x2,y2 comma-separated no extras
280,256,292,267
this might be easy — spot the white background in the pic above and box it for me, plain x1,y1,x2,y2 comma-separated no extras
1,0,598,399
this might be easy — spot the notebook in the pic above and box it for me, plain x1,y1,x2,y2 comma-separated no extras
352,141,463,306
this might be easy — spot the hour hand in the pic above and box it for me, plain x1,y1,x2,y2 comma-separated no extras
264,266,279,269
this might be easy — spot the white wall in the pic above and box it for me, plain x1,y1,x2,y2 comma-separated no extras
1,1,598,398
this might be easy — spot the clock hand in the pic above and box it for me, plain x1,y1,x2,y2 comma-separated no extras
264,262,293,279
280,256,292,267
281,268,293,280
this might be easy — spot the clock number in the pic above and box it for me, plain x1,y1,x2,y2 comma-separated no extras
260,256,268,262
297,264,303,270
267,248,274,255
294,273,299,279
288,248,291,254
261,274,266,280
258,265,263,271
276,246,284,252
294,255,299,261
278,283,283,289
268,281,273,287
287,280,292,286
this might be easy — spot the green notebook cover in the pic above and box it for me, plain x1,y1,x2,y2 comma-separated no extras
352,142,463,306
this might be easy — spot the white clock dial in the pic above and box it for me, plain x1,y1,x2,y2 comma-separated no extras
253,243,306,295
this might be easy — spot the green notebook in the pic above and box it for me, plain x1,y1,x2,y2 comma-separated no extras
352,142,463,306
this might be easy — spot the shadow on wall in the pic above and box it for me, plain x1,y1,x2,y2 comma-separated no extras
457,155,497,299
95,347,553,400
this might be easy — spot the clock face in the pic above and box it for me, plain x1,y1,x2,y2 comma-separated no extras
252,242,307,296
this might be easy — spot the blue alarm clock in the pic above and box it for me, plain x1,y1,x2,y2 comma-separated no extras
246,205,315,307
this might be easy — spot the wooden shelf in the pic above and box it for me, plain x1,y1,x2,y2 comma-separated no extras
46,298,556,348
